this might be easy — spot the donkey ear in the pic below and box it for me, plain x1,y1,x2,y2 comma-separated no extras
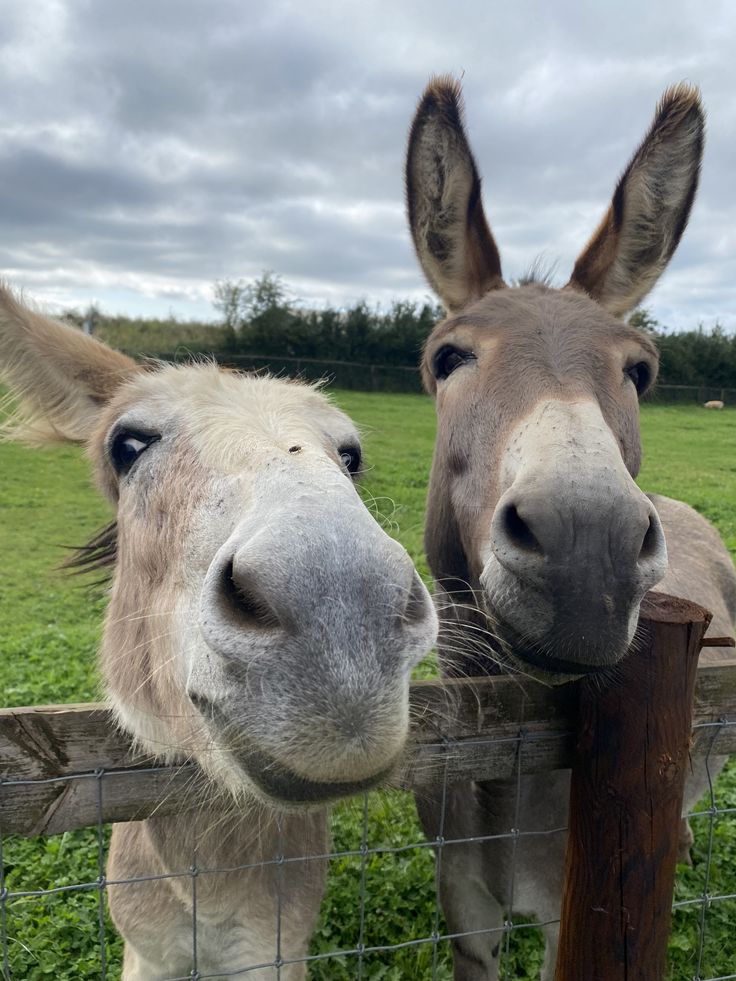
406,75,504,312
0,286,139,444
568,84,704,317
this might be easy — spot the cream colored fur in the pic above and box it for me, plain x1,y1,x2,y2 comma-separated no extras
0,288,437,979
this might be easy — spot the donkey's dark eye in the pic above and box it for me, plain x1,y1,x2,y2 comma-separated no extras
433,345,475,380
339,445,362,477
625,362,651,395
110,431,160,475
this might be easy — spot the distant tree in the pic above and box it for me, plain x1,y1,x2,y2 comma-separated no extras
213,272,294,351
344,301,373,360
242,271,289,320
82,302,101,336
628,308,661,334
213,278,248,333
58,277,736,391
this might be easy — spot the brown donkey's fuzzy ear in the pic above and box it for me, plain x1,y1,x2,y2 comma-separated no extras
406,75,504,312
0,285,139,444
568,84,704,317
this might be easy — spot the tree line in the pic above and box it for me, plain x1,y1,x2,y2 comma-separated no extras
628,310,736,389
64,274,736,389
212,272,443,366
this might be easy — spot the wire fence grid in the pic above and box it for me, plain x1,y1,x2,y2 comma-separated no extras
1,711,735,981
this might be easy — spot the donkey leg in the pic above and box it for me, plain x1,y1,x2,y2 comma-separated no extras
540,922,560,981
415,784,505,981
122,953,161,980
120,945,157,981
109,822,317,980
440,851,504,980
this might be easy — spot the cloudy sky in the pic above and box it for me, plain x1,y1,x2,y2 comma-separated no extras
1,0,735,329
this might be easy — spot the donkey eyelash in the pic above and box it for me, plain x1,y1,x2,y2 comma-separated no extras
432,345,476,380
338,444,363,478
108,427,161,475
624,361,652,395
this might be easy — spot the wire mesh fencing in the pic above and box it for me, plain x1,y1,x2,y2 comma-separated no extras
1,742,734,979
671,716,736,981
1,606,735,980
0,734,569,980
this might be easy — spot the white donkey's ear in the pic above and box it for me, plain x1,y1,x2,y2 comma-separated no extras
406,75,505,312
0,286,139,444
568,84,704,317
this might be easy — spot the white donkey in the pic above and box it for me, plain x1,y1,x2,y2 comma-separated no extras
0,288,438,979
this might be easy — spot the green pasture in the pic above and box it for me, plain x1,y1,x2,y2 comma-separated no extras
0,396,735,979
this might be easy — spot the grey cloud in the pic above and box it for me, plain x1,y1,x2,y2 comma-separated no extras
0,0,734,328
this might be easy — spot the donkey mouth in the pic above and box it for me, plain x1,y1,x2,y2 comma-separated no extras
490,615,612,679
240,748,392,805
191,691,394,805
506,645,607,677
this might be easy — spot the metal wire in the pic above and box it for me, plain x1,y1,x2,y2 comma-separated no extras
94,770,108,980
191,845,199,980
356,792,369,980
502,724,526,981
694,723,723,981
275,814,283,980
430,740,450,980
0,721,734,980
0,778,9,981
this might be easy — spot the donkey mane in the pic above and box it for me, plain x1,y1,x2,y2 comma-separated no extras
514,258,557,288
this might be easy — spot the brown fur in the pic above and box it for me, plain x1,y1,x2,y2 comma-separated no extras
406,75,504,311
405,77,730,981
569,84,704,315
421,285,658,611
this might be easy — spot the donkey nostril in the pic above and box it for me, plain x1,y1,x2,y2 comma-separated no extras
403,571,430,626
639,515,660,560
187,689,212,712
502,504,542,554
221,559,281,630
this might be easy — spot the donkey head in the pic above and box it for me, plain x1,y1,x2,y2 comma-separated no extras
0,290,437,803
406,78,704,677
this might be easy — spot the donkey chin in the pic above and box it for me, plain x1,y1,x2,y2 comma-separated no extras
479,559,666,682
190,685,411,810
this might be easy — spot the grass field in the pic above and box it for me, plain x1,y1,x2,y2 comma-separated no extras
1,394,735,979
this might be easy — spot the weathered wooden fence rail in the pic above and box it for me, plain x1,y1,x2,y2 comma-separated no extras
2,596,735,841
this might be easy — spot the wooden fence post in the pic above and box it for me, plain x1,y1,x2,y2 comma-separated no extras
555,593,711,981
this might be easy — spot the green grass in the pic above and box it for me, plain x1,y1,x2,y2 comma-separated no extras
1,396,735,979
638,403,736,553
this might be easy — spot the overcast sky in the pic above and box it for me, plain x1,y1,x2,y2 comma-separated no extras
1,0,735,329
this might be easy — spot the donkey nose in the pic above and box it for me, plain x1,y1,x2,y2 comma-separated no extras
199,513,437,668
198,549,290,661
632,502,668,585
491,486,667,588
219,556,286,632
398,567,438,659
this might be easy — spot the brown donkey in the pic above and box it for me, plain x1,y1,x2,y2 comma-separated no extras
406,78,736,979
0,290,438,979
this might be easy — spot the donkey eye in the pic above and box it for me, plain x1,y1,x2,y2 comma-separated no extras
339,445,362,477
433,345,475,380
110,431,160,475
625,362,651,395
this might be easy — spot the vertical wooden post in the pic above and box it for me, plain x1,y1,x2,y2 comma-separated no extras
555,592,711,981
